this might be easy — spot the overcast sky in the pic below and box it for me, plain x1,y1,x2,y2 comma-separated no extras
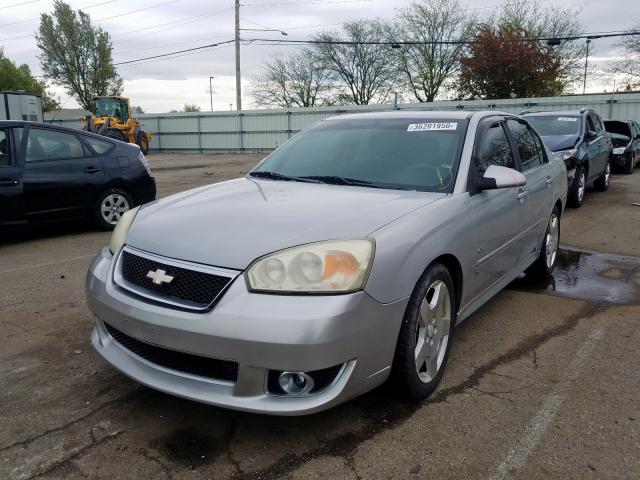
1,0,637,112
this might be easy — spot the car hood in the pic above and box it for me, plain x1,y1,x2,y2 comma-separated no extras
541,134,580,152
126,178,447,270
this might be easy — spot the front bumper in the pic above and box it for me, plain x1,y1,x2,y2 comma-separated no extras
611,151,630,167
86,248,408,415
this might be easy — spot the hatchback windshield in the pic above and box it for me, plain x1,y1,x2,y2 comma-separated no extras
251,118,468,192
527,115,582,136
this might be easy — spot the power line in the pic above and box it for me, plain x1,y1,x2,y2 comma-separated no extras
0,0,120,27
242,0,371,5
4,0,41,8
96,0,181,22
117,44,234,70
114,40,235,65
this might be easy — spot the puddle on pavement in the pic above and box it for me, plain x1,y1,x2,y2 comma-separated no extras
509,248,640,304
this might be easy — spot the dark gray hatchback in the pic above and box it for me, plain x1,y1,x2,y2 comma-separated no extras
0,121,155,231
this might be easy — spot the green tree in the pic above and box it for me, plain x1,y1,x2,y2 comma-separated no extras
36,0,122,113
182,104,201,112
0,49,59,112
458,25,564,99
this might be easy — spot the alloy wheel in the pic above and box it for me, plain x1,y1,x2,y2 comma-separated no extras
545,212,559,268
101,194,130,225
577,170,586,202
605,162,611,186
415,280,451,383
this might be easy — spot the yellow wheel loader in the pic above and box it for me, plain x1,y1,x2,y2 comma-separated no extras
83,96,152,154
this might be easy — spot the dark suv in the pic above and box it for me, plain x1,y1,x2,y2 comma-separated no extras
523,109,613,207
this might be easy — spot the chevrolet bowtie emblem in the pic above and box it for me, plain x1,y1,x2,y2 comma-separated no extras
146,269,174,285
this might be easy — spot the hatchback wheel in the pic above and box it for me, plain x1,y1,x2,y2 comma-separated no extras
95,188,133,230
391,263,456,400
622,153,635,174
594,160,611,191
526,206,560,279
567,166,586,208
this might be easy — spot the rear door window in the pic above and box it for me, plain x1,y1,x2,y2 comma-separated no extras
25,128,86,162
506,119,542,171
85,136,114,155
475,121,515,174
0,130,8,166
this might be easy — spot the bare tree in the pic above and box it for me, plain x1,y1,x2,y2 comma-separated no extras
313,20,398,105
250,49,334,108
609,25,640,90
492,0,585,91
394,0,476,102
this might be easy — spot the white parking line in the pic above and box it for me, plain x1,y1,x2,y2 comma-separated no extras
490,325,606,480
0,254,95,275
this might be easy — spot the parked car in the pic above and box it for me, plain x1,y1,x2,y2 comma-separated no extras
523,109,612,208
603,119,640,174
0,121,155,231
86,111,567,415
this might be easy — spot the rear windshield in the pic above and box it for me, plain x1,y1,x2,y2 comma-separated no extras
252,118,468,192
526,115,582,136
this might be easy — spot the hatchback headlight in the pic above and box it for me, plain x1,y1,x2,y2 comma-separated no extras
109,206,140,254
555,148,577,161
246,239,374,293
612,147,626,155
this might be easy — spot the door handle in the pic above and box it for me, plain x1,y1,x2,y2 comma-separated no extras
546,176,553,187
84,166,101,174
0,178,20,186
517,189,528,201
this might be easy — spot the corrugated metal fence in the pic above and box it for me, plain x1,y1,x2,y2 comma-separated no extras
45,92,640,152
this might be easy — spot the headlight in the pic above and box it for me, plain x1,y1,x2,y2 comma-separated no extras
246,239,374,293
613,147,626,155
554,148,577,161
109,206,140,254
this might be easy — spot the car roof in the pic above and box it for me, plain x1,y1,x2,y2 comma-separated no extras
324,110,510,122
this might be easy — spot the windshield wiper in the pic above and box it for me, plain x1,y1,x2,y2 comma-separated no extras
249,171,321,183
301,175,410,190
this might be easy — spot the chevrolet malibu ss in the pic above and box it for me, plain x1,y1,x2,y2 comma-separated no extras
86,111,567,415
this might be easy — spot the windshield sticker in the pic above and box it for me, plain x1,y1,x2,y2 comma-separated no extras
407,122,458,132
557,117,578,122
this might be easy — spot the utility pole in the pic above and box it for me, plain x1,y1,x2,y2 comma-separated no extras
234,0,242,111
582,38,591,95
209,76,214,112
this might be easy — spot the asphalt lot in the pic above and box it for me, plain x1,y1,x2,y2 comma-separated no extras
1,152,639,480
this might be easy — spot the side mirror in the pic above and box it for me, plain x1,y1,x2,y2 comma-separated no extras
586,130,598,140
475,165,526,191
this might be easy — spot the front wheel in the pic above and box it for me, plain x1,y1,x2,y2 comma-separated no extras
391,263,456,401
622,153,635,174
567,166,586,208
526,206,560,279
137,131,149,155
95,188,133,231
594,160,611,191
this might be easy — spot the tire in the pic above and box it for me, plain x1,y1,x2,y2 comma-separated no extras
136,131,149,155
567,166,586,208
622,153,635,175
104,128,126,143
525,206,560,279
594,160,611,191
391,263,456,401
94,188,133,231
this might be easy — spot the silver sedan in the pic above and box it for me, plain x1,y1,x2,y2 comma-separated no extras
86,111,567,415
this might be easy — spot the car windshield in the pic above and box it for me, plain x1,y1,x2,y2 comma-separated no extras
527,115,582,136
251,118,468,192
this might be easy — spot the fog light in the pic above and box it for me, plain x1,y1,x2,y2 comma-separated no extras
278,371,315,395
